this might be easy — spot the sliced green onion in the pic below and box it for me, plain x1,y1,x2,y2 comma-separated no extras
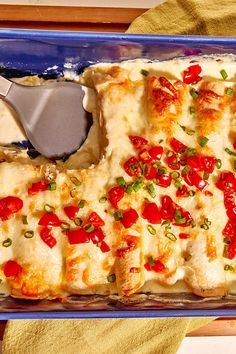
185,148,196,157
0,279,2,283
147,224,156,235
153,178,159,184
48,182,57,191
184,254,192,262
114,211,122,221
159,139,164,143
78,199,86,208
190,88,199,99
223,237,232,244
96,242,102,248
24,231,34,239
60,221,71,230
174,179,182,189
157,167,167,175
44,204,55,213
141,69,149,76
116,177,126,187
199,136,209,147
70,176,81,186
74,217,83,226
226,87,234,96
165,232,177,241
189,106,196,114
178,124,195,136
200,223,209,230
174,210,181,220
220,69,228,80
225,147,236,157
204,218,211,226
99,196,107,203
161,220,171,227
138,161,145,175
2,238,12,247
182,165,191,175
129,164,136,172
223,245,229,258
146,183,156,198
224,264,234,271
22,215,28,225
170,171,180,179
216,159,222,169
133,177,144,192
70,188,77,198
188,190,196,197
153,161,161,168
203,171,209,180
148,256,155,267
167,150,174,157
107,274,116,283
126,184,133,194
83,223,95,233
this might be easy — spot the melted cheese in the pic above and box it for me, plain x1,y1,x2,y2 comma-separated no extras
0,55,236,298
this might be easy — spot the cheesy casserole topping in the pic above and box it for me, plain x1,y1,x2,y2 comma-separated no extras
0,55,235,299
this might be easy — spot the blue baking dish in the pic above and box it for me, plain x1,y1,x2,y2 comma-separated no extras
0,29,236,319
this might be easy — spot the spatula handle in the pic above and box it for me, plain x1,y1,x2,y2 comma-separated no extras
0,75,12,98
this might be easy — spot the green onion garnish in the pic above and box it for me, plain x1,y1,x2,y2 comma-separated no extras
161,220,171,227
220,69,228,80
126,184,133,194
133,177,144,192
70,176,81,186
148,256,155,267
178,124,195,136
107,274,116,283
174,179,182,189
200,218,211,230
226,87,234,96
223,237,232,244
48,182,57,191
223,245,229,258
78,199,86,208
141,69,149,76
157,167,167,175
203,171,209,180
44,204,55,213
224,264,234,271
60,222,71,230
182,165,191,175
189,106,196,114
22,215,28,225
184,254,192,262
190,88,199,99
83,223,95,233
114,211,122,221
165,232,177,241
146,183,156,198
116,177,126,187
24,231,34,239
216,159,222,169
185,148,196,157
70,188,77,198
170,171,180,179
74,217,83,226
147,224,156,235
199,136,209,147
188,190,196,197
225,147,236,157
99,196,107,203
159,139,164,143
167,150,174,157
153,161,161,168
2,238,12,247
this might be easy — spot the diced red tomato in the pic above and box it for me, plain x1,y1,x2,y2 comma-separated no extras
224,192,236,220
28,180,48,195
144,259,165,272
40,227,57,248
87,211,105,227
100,241,111,253
166,154,180,170
170,138,187,153
160,195,175,220
179,233,190,239
128,135,148,149
144,165,157,180
142,202,161,224
4,260,22,277
223,219,236,238
38,213,61,227
121,209,139,228
149,146,163,161
182,171,194,186
204,191,213,197
176,185,189,198
200,156,217,174
183,64,202,84
187,156,203,172
226,241,236,260
64,206,79,220
185,170,208,191
108,186,124,209
157,174,172,188
124,156,141,177
138,149,152,163
233,140,236,150
90,228,105,244
67,228,90,244
216,172,236,193
0,196,23,220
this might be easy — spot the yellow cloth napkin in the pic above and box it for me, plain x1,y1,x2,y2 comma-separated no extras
4,1,236,353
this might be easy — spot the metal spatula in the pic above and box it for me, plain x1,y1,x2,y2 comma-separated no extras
0,75,88,159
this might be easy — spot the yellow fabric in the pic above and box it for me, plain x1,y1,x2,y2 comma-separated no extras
4,1,236,353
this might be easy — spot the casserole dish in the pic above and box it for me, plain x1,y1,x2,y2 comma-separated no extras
0,29,236,319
